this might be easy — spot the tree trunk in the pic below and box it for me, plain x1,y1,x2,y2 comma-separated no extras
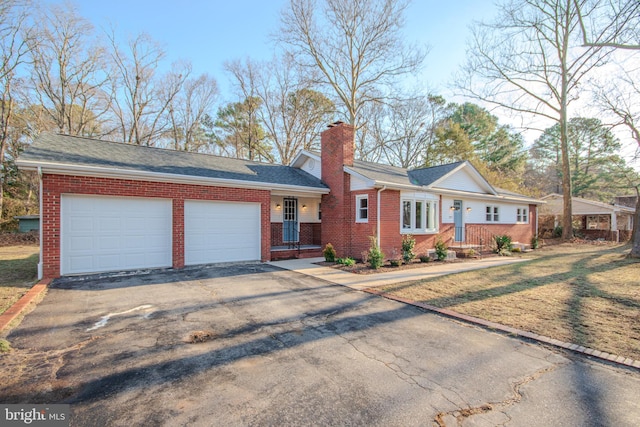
630,188,640,258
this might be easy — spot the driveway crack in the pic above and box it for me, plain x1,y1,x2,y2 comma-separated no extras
432,364,559,426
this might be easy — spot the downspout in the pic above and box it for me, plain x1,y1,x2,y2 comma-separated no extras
377,186,387,248
37,167,43,280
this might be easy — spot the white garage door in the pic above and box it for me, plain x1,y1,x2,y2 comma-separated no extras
185,200,261,265
61,195,172,275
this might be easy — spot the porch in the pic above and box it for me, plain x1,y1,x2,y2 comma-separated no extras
270,195,323,260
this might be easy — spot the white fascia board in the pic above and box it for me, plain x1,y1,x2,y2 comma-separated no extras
17,160,330,194
290,150,320,168
343,166,376,188
432,187,544,204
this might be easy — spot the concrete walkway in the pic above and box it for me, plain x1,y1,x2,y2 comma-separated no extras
269,256,527,290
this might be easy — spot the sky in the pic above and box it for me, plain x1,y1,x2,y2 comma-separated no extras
71,0,500,100
42,0,640,164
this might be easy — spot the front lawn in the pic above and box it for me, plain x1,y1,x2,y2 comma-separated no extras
0,246,39,315
377,242,640,361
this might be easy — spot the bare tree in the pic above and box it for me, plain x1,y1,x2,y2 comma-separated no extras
278,0,426,141
457,0,624,240
226,55,334,165
594,65,640,257
28,3,110,136
381,94,450,168
108,32,188,146
574,0,640,49
0,0,31,223
168,73,219,152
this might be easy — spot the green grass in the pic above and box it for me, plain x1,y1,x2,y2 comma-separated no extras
0,246,39,315
378,242,640,361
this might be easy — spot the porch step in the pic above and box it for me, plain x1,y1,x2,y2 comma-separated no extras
426,249,457,260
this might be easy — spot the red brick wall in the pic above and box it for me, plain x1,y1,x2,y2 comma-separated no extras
270,223,320,246
321,123,355,257
41,174,271,278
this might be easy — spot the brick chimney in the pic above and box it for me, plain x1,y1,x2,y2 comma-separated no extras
320,122,355,257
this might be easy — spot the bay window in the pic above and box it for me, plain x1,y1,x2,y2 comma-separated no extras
402,197,437,233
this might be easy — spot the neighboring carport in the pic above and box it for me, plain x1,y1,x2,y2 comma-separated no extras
2,265,639,426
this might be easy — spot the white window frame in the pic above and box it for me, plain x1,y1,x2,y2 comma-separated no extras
516,207,528,223
401,198,438,234
486,205,500,222
355,195,368,223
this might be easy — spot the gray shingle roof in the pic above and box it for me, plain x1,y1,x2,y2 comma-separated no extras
18,133,328,190
347,159,466,187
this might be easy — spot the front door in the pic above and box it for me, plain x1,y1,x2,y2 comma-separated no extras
283,197,298,242
454,199,464,242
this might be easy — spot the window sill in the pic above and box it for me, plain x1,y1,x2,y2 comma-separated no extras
401,229,439,235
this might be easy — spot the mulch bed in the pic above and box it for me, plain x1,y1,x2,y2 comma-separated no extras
316,258,467,275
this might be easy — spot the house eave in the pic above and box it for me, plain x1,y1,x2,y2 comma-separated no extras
17,160,330,194
431,188,544,204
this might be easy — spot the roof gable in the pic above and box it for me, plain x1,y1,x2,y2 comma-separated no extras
425,162,497,194
18,133,328,192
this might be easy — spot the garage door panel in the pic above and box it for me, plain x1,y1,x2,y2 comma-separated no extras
61,196,172,275
185,200,260,265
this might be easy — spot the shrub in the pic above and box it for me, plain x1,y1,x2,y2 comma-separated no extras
552,226,562,238
419,254,431,263
323,243,336,262
0,339,11,353
368,236,385,269
401,234,416,263
336,257,355,266
531,234,540,249
389,248,402,266
494,234,513,256
434,239,448,261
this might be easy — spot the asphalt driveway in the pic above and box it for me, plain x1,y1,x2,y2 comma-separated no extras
2,264,640,426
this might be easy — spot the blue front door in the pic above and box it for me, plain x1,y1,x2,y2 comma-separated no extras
283,198,298,242
454,200,464,242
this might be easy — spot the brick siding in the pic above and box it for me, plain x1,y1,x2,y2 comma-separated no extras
41,174,271,279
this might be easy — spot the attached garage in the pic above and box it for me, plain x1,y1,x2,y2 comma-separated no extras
17,132,329,279
61,195,172,275
184,200,261,265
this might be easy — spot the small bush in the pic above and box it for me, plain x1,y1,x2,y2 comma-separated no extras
512,247,522,253
323,243,336,262
401,235,416,263
434,239,448,261
388,248,402,266
0,339,12,353
463,248,477,258
368,236,385,269
419,254,431,263
531,234,540,249
552,226,562,238
336,257,355,266
494,234,513,256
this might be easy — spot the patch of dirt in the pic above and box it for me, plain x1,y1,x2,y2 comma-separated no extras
0,337,97,403
185,330,217,343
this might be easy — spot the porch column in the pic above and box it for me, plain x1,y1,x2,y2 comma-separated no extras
611,213,618,242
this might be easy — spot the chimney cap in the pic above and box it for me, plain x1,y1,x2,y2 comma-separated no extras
328,121,344,128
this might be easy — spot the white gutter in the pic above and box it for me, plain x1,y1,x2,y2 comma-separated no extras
16,160,330,195
377,186,387,249
37,167,43,280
